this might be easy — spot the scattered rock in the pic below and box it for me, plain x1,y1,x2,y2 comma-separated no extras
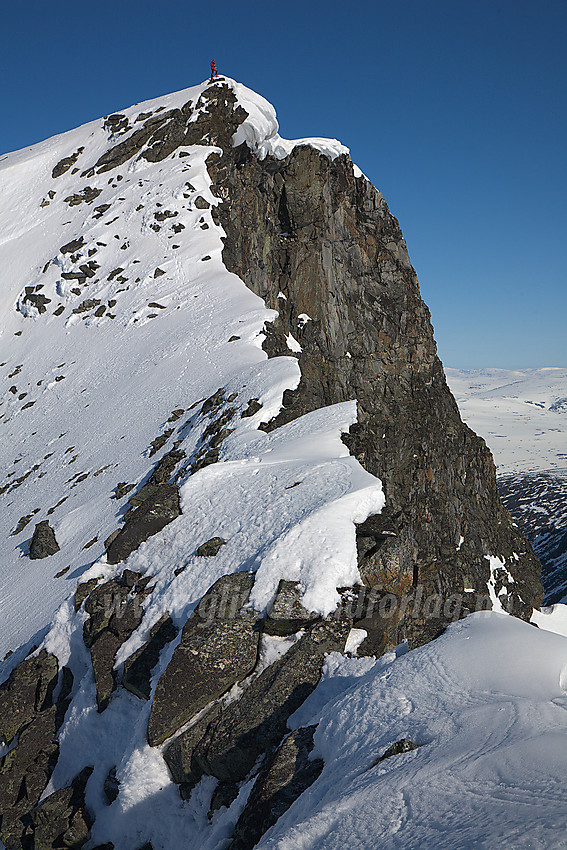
29,520,60,559
148,428,173,457
73,298,101,314
114,482,135,500
196,537,226,557
83,578,145,711
0,708,60,848
60,237,86,254
52,147,84,179
64,186,102,206
74,578,101,611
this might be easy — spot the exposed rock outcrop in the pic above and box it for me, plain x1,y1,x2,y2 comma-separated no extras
230,725,324,850
29,521,60,559
192,616,349,783
147,573,260,747
208,134,543,640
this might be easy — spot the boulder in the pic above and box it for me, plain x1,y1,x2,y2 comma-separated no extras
105,484,181,565
196,537,225,557
371,738,419,766
264,580,320,636
148,573,259,746
29,521,60,559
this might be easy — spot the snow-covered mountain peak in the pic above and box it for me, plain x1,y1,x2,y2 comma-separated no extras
1,78,563,850
0,76,378,661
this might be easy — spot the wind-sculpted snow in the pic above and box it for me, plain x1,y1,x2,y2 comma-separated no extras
230,80,349,162
256,613,567,849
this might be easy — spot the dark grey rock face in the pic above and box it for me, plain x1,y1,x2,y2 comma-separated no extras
105,484,181,565
230,725,323,850
208,137,544,641
29,521,60,559
122,614,178,700
192,617,349,783
264,580,320,636
0,708,60,848
30,765,93,849
147,573,260,747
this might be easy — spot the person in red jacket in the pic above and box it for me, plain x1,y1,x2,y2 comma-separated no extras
210,60,218,81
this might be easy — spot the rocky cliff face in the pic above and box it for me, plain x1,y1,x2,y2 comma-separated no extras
0,78,544,850
208,123,543,625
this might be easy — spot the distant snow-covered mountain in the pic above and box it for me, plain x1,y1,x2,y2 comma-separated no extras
446,367,567,602
445,367,567,475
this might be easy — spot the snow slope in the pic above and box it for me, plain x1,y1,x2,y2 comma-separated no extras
0,77,380,661
445,367,567,475
258,612,567,849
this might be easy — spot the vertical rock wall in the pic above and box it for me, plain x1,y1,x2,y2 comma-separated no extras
208,139,543,627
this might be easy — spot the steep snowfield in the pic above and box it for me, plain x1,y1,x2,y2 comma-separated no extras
445,367,567,475
0,77,380,661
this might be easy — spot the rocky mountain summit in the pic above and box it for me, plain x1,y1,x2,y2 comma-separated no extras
0,78,548,849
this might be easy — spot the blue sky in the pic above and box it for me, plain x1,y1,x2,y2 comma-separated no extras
2,0,565,368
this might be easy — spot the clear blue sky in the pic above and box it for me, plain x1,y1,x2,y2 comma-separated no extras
2,0,565,368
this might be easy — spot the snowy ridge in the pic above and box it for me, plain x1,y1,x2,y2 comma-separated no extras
0,77,377,661
1,79,567,850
